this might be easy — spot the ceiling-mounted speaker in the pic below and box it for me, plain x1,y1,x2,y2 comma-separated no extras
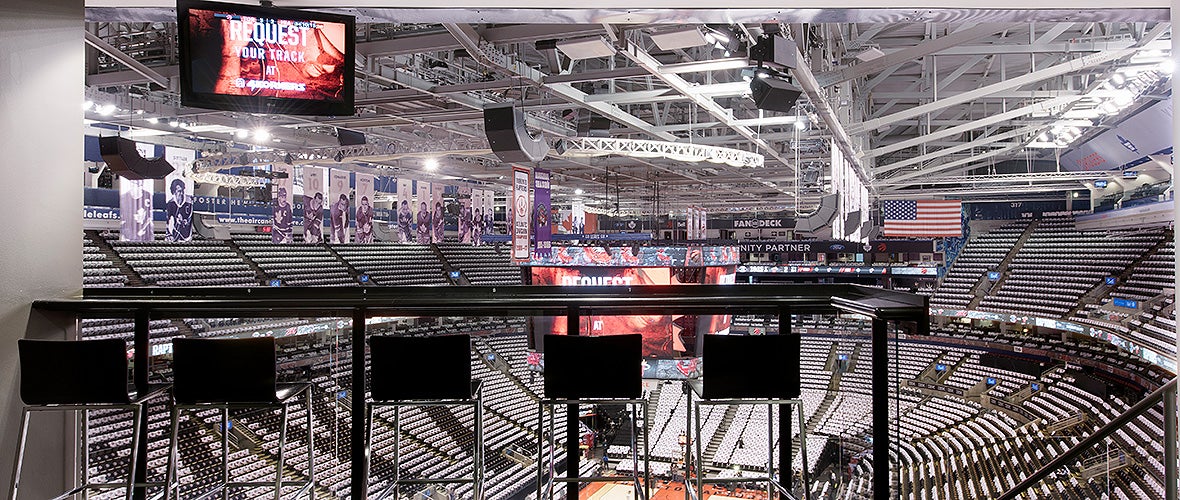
98,136,174,180
483,102,548,163
749,77,803,114
749,34,797,70
336,128,366,146
576,110,612,138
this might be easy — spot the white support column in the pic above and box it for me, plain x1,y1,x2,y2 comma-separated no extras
0,0,84,497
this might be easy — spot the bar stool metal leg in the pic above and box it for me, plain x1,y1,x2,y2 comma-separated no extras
274,404,290,500
8,408,30,500
165,406,181,500
126,406,144,500
307,388,314,500
221,408,229,500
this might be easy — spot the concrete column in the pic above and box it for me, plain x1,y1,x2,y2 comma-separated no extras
0,0,85,497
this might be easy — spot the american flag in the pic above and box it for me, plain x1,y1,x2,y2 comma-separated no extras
882,200,962,237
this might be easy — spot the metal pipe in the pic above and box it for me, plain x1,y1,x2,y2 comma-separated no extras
351,308,368,500
566,306,580,500
998,378,1178,500
871,319,889,500
1165,384,1176,500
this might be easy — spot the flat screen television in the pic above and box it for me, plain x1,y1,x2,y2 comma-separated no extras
177,0,355,116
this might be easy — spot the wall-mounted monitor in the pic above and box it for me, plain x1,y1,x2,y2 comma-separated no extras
177,0,355,116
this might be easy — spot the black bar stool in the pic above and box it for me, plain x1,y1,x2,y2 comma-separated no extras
685,334,808,500
10,338,168,500
365,334,483,499
536,333,649,500
165,337,314,500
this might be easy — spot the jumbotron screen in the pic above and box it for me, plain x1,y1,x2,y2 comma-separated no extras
528,265,735,378
177,0,355,115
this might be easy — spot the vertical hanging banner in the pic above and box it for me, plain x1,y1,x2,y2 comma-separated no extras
302,167,325,243
470,189,484,245
329,169,350,244
164,147,196,242
354,173,375,243
458,186,473,244
164,171,194,242
119,178,154,242
416,181,432,244
396,178,413,243
484,189,495,237
512,166,531,263
568,201,587,235
533,169,552,257
271,165,294,243
693,206,703,239
431,183,445,243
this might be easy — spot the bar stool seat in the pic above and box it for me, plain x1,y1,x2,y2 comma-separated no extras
165,337,314,500
536,333,649,500
684,334,808,500
10,338,169,500
365,334,483,499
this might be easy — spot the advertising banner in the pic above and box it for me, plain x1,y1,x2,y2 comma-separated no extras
164,171,194,242
533,169,552,257
396,178,413,243
416,181,431,244
431,183,445,243
302,166,325,243
119,178,154,241
698,207,707,240
458,186,473,244
512,166,531,263
484,190,495,236
354,173,375,243
182,6,349,103
471,189,485,245
329,169,350,244
1060,97,1172,171
271,164,294,242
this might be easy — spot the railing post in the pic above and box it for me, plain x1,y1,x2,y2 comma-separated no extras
352,307,368,500
566,306,580,500
1166,383,1177,500
778,305,792,499
871,319,889,500
133,309,149,500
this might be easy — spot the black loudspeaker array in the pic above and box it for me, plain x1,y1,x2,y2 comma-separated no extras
749,77,803,114
483,102,548,163
336,128,366,146
98,136,175,180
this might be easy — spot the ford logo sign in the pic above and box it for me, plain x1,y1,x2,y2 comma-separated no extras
830,244,845,251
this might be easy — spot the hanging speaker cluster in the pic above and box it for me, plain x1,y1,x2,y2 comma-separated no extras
749,75,803,114
483,102,548,163
98,136,175,180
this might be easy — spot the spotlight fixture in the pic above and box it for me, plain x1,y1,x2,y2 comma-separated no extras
168,119,181,128
334,151,345,162
235,129,249,139
253,128,271,141
574,188,584,195
146,117,159,124
423,158,439,170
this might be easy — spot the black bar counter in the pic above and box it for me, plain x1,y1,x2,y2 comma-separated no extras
33,284,927,500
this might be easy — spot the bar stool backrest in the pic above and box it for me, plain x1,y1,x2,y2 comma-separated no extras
702,334,801,399
173,337,277,404
18,339,130,405
370,334,472,401
543,334,641,399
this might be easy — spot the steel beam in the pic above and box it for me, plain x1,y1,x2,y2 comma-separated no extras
83,31,169,87
865,94,1082,158
815,23,1021,87
875,124,1043,174
851,23,1167,134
